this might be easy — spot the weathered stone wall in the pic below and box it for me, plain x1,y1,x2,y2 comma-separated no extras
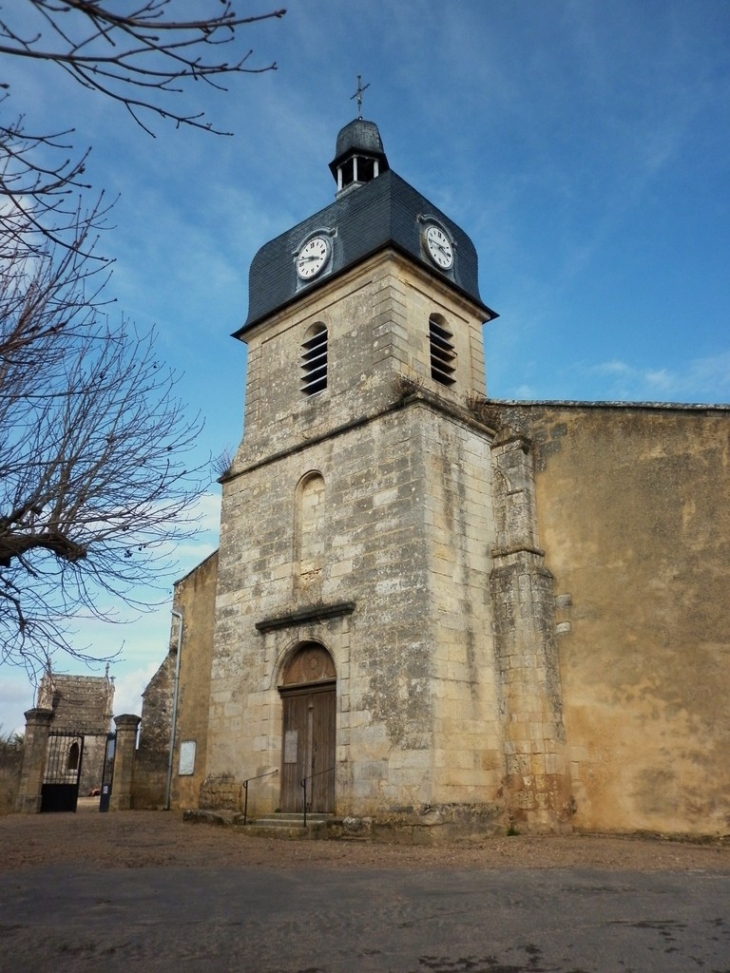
0,738,23,815
489,435,572,831
134,551,218,809
419,403,503,809
170,551,218,809
134,655,174,808
199,774,241,811
78,735,108,795
494,402,730,837
210,254,502,829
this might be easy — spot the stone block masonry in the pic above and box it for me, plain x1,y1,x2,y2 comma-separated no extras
490,436,572,831
206,253,506,830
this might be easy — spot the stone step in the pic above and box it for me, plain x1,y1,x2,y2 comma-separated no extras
183,808,341,840
240,812,335,840
253,813,331,825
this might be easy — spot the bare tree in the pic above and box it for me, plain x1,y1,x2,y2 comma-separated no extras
0,1,285,256
0,2,285,671
0,220,204,671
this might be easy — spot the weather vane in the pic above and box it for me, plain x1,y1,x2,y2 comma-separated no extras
350,75,370,119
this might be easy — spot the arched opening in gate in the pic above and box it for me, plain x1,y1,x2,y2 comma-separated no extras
279,642,336,813
67,741,80,772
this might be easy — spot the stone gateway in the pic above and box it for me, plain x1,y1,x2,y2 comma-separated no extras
136,120,730,841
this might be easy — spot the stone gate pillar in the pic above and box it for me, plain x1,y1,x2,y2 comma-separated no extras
110,714,141,811
16,708,54,813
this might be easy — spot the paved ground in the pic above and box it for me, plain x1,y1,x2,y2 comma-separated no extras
0,810,728,973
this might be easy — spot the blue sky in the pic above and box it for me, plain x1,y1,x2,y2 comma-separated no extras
2,0,729,733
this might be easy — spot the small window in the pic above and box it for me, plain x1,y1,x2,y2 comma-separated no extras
67,741,80,772
301,323,328,396
429,314,456,386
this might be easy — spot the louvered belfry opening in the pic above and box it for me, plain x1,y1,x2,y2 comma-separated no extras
429,314,456,386
301,323,328,395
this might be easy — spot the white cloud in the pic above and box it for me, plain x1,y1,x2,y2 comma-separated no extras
0,676,36,737
585,352,730,403
112,661,161,720
192,491,222,536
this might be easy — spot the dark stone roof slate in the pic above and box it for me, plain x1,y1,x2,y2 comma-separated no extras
329,118,389,174
235,169,495,337
335,118,385,157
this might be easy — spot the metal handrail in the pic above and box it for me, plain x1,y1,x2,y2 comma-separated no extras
301,765,335,828
241,769,278,825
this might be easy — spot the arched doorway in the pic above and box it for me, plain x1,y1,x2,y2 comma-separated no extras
279,643,336,813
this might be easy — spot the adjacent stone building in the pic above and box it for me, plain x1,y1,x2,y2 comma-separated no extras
135,552,217,809
137,119,730,840
37,670,114,796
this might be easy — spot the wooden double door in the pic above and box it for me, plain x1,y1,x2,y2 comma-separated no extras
280,683,335,813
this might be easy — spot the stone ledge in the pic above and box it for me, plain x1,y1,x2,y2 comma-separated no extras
183,808,242,827
256,601,356,633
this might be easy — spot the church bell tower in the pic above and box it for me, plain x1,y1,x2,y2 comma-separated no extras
206,118,570,837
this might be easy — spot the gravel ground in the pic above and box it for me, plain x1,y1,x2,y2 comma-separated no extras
1,806,728,872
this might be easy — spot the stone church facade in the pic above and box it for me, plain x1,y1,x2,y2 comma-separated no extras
136,120,730,840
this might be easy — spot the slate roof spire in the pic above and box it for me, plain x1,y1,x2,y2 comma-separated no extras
237,119,496,335
329,118,390,196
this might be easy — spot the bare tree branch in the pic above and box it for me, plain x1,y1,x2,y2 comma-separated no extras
0,1,285,135
0,2,285,671
0,222,205,672
0,2,285,254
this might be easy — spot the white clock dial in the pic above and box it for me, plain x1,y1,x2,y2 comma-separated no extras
425,225,454,270
297,236,331,280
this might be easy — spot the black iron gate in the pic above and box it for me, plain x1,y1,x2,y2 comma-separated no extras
41,731,84,813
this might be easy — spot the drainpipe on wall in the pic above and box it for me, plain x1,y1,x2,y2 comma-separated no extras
164,609,184,811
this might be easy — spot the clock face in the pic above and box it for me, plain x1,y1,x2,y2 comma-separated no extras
297,236,331,280
425,225,454,270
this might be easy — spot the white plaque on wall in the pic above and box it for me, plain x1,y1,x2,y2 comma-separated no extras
178,740,196,776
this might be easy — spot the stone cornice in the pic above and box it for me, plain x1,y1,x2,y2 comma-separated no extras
223,390,496,483
255,601,356,633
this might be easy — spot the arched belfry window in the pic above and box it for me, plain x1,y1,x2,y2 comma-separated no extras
429,314,457,386
301,323,328,396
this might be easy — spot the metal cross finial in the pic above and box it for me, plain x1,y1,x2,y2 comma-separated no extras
350,74,370,119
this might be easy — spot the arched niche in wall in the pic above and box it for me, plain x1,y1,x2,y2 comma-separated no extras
295,471,325,591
